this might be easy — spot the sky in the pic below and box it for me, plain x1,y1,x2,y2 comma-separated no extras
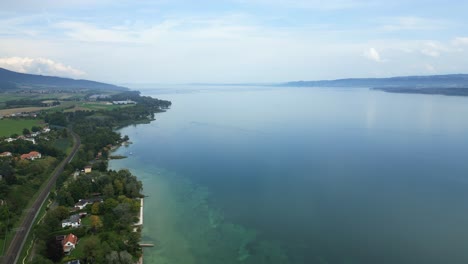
0,0,468,84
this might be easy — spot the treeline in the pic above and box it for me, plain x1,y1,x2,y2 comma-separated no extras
0,139,65,159
57,170,142,207
5,99,60,108
33,170,143,263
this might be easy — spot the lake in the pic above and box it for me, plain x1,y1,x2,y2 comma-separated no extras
109,85,468,264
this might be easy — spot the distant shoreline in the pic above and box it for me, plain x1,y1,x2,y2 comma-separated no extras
372,87,468,97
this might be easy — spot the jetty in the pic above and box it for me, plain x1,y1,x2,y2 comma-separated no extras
139,243,155,247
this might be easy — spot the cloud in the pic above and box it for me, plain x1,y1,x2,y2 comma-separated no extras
424,64,436,73
420,42,448,57
235,0,373,10
54,16,261,44
453,37,468,46
0,57,85,77
381,16,448,31
364,48,382,62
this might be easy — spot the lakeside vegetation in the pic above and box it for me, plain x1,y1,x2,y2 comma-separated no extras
0,86,171,263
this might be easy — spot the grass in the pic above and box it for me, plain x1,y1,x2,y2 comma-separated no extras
0,229,15,257
0,119,44,137
67,235,95,260
16,195,52,263
53,137,73,154
0,92,88,104
0,107,52,116
81,216,92,227
64,101,132,112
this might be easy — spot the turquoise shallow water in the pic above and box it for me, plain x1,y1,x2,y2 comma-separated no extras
110,86,468,264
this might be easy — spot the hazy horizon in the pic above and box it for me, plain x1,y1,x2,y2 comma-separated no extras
1,1,468,84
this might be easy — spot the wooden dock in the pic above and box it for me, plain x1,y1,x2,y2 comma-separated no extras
139,243,155,247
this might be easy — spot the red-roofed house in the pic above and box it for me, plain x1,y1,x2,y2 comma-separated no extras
20,151,42,160
62,233,78,254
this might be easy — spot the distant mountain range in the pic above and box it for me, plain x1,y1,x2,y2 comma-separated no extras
0,67,128,91
283,74,468,88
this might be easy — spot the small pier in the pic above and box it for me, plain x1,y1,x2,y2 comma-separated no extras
139,243,155,247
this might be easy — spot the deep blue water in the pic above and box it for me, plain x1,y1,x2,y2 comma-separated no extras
110,86,468,264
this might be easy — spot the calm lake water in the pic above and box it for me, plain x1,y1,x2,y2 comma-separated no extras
109,86,468,264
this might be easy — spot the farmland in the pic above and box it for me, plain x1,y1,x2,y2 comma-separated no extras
0,119,44,137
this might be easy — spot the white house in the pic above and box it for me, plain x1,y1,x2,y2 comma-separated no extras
112,99,136,105
0,152,12,157
62,214,81,228
74,200,89,210
23,138,36,145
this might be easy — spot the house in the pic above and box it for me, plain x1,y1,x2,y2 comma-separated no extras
74,198,103,210
5,138,16,143
112,99,136,105
20,151,42,160
23,138,36,145
42,127,51,133
74,199,90,210
66,260,81,264
0,152,12,157
62,233,78,254
84,166,92,173
62,214,81,228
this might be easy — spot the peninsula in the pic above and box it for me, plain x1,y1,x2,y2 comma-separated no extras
282,74,468,96
0,68,171,263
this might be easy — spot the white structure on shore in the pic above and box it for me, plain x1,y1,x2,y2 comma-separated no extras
113,99,136,105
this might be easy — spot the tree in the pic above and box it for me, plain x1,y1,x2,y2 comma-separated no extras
119,251,134,264
45,235,64,262
90,215,103,232
82,235,101,260
0,161,16,185
114,179,124,195
30,255,54,264
92,202,101,215
22,128,30,136
51,206,69,221
31,126,41,132
103,183,115,198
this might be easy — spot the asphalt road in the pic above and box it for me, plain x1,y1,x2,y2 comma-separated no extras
1,129,80,264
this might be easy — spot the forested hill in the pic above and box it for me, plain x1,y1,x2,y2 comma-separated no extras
0,67,128,91
283,74,468,88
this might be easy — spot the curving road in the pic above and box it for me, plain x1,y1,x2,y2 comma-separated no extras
1,129,80,264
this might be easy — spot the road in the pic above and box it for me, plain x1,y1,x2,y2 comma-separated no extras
1,129,80,264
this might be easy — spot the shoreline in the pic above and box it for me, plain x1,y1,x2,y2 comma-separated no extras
135,198,144,226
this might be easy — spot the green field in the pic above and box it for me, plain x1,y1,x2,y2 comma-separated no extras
63,101,132,112
0,119,43,137
53,137,73,154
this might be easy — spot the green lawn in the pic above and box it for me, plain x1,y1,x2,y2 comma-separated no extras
81,216,91,227
53,137,73,154
66,235,95,260
0,119,43,137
